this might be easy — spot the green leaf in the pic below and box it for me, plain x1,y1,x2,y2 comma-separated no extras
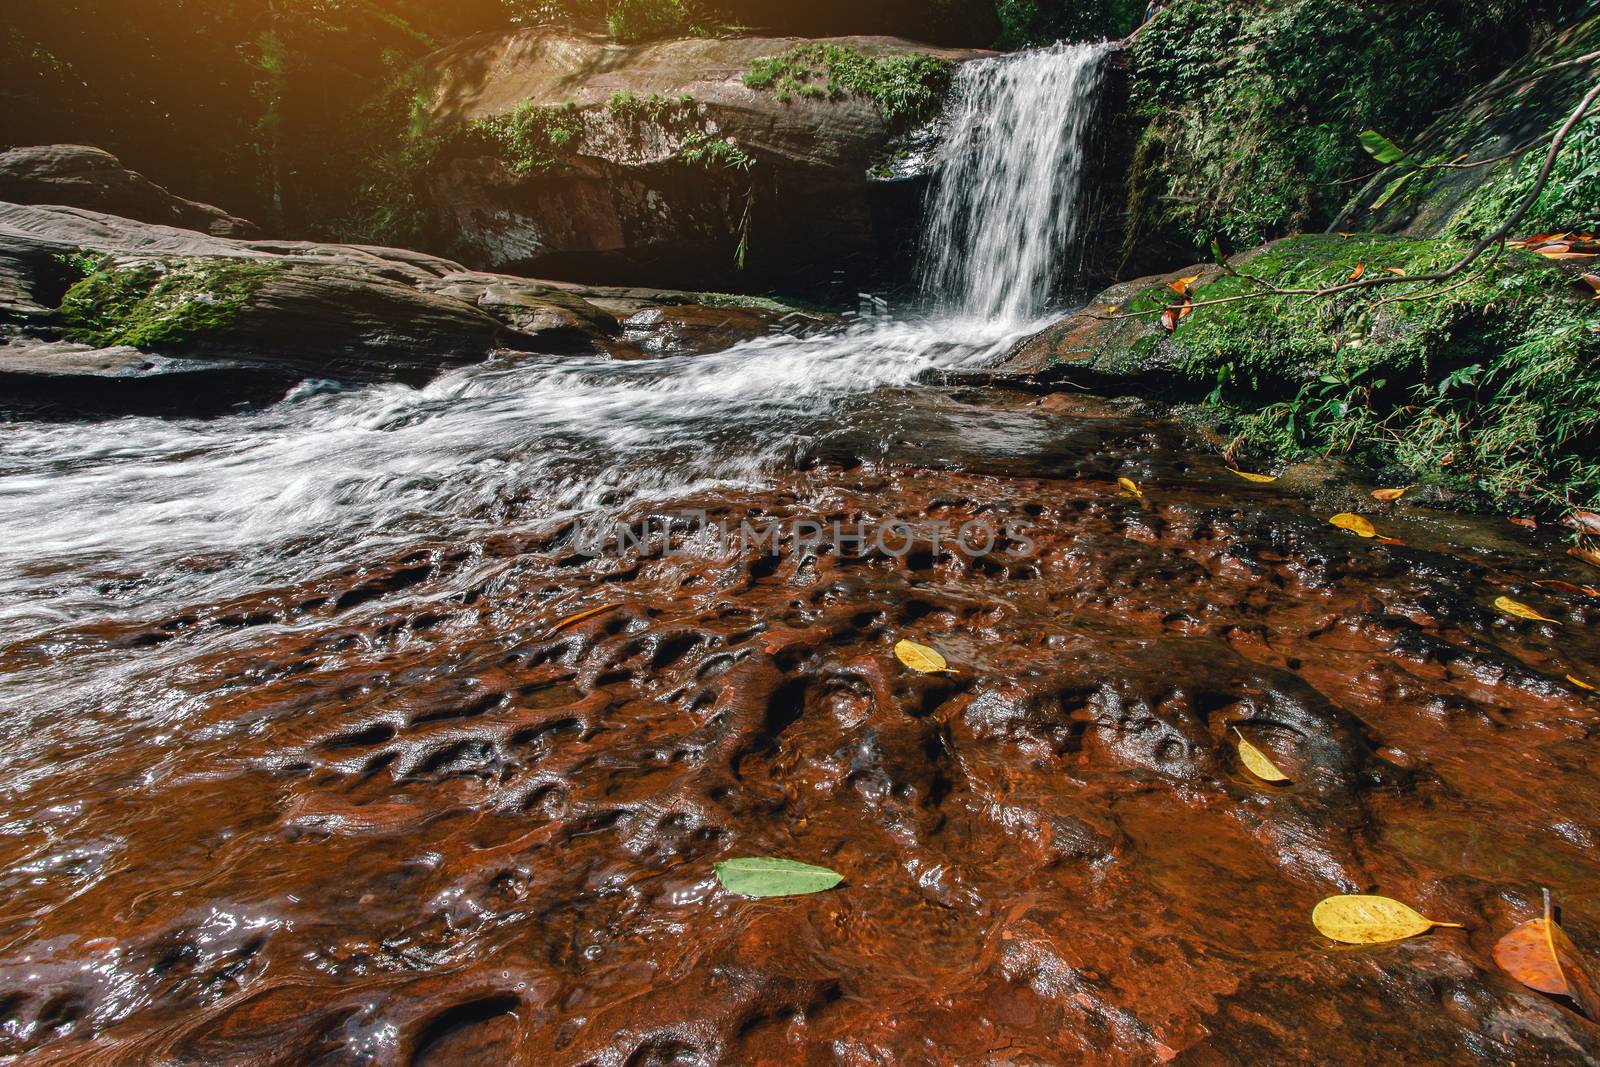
714,857,843,898
1370,171,1418,211
1359,129,1411,166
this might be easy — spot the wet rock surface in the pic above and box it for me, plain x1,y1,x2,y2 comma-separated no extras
1,387,1597,1063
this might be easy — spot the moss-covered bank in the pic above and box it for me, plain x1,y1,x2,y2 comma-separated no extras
1050,235,1600,512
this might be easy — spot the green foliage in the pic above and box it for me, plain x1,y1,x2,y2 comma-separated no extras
471,101,585,174
1143,235,1600,510
993,0,1141,49
679,131,754,172
606,90,696,124
1123,0,1578,261
339,57,450,247
606,0,688,41
58,258,274,349
744,44,953,126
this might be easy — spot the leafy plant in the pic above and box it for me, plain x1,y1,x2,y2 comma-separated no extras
744,44,953,127
471,101,584,174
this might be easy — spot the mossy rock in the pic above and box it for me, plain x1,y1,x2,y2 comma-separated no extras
59,257,275,349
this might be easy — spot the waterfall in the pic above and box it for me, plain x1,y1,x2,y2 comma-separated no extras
918,42,1110,325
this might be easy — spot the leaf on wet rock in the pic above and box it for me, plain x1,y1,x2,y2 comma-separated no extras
895,638,952,674
1312,895,1462,944
1494,595,1559,624
1510,516,1538,530
1234,728,1289,783
1571,546,1600,571
715,857,843,898
1330,513,1376,538
1169,274,1201,295
1118,476,1144,499
1564,511,1600,536
548,603,618,635
1493,892,1600,1020
1569,674,1596,692
1231,469,1278,484
1371,487,1406,502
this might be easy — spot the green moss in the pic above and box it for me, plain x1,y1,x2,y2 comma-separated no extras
1132,235,1600,510
743,44,953,127
59,258,274,349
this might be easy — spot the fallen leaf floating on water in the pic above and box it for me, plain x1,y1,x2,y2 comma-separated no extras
1537,580,1600,598
1571,545,1600,571
1348,263,1366,281
1330,513,1376,538
1570,674,1596,692
714,857,843,898
1234,728,1289,783
1118,476,1144,499
1563,511,1600,536
548,603,618,635
1510,516,1538,530
1371,487,1406,502
1494,595,1559,624
1493,890,1600,1020
894,638,952,674
1231,469,1279,484
1312,895,1463,944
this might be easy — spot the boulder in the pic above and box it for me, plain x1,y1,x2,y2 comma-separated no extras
0,145,261,239
421,31,993,293
0,201,830,414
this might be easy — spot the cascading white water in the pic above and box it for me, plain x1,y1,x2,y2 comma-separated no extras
0,43,1111,662
918,42,1109,324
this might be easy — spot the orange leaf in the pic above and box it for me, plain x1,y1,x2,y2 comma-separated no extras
1348,263,1366,281
1160,307,1179,332
1580,274,1600,298
548,603,618,635
1571,674,1597,692
1177,300,1194,321
1572,546,1600,571
1337,232,1355,239
1168,273,1202,295
1509,516,1538,530
1536,580,1600,598
1493,895,1600,1020
1382,266,1407,277
1371,487,1406,502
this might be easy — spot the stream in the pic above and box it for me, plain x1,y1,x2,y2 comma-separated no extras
1,43,1599,1065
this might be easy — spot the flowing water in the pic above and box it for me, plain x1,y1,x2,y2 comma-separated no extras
2,43,1600,1066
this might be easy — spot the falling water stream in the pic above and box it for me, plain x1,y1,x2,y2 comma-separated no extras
2,41,1597,1066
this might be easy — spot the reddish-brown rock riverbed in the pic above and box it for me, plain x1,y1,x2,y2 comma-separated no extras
1,377,1598,1065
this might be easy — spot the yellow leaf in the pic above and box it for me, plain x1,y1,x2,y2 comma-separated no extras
1234,728,1289,782
1107,303,1120,314
1117,476,1144,499
1312,895,1462,944
1330,513,1376,538
1569,674,1596,692
895,639,951,674
1231,469,1279,484
1494,595,1559,624
1371,487,1406,502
